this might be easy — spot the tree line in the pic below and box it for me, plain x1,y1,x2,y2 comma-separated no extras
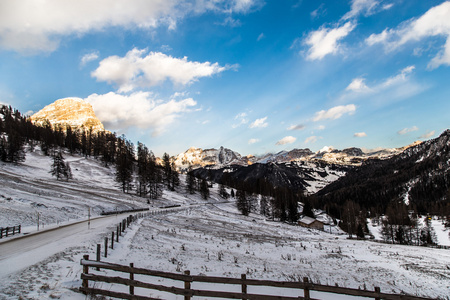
0,104,181,200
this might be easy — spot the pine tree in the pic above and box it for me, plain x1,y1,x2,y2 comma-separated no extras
171,161,180,190
302,200,315,218
162,152,172,190
219,184,229,199
115,137,134,193
236,190,249,216
200,178,209,200
186,168,196,194
50,150,72,181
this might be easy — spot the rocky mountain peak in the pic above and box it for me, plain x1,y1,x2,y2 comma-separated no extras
30,98,105,133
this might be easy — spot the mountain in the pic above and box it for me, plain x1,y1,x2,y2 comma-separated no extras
316,129,450,214
173,146,253,172
191,160,349,195
30,98,105,133
175,143,419,172
188,133,447,199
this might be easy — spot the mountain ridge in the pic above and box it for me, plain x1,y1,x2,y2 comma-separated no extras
30,97,105,133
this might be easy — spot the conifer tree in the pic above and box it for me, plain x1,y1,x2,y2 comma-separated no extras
236,190,249,216
200,178,209,200
186,168,196,194
50,150,72,181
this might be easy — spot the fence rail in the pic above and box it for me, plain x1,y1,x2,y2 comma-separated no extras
80,257,434,300
0,225,21,239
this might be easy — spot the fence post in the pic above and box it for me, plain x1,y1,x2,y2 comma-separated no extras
117,225,120,241
184,270,191,300
241,274,247,300
303,277,310,300
0,228,3,238
119,223,122,236
111,232,114,249
18,225,21,234
96,244,101,271
104,237,108,258
82,254,89,294
374,287,381,300
6,227,9,237
130,263,135,295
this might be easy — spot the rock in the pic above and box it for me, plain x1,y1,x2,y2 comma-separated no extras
30,98,105,133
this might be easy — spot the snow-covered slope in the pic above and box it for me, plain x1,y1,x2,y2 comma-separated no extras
0,148,449,299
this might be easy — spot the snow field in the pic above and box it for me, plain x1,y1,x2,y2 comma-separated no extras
0,147,449,299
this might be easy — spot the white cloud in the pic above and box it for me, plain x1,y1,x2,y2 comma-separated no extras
287,124,305,131
232,112,249,128
310,4,326,19
420,130,435,139
398,126,419,135
342,66,421,102
92,48,233,92
346,77,369,92
313,104,356,122
365,1,450,69
249,116,268,128
0,0,263,53
354,132,367,137
304,22,356,60
257,33,265,41
276,136,296,145
80,51,99,66
85,91,196,136
304,136,319,144
342,0,381,20
0,0,181,53
248,138,260,144
382,65,415,88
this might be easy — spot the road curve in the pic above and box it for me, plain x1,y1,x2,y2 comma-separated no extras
0,213,128,279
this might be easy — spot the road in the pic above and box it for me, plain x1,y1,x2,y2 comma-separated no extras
0,213,127,279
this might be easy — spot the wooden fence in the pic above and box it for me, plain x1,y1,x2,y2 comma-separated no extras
80,257,434,300
0,225,21,239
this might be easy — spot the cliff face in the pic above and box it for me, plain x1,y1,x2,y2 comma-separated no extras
31,98,105,133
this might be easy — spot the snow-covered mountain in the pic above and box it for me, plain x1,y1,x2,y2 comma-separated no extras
316,129,450,210
173,146,254,172
30,97,105,133
175,142,422,172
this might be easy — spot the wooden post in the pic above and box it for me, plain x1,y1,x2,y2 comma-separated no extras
303,277,310,300
104,237,108,258
119,223,122,236
82,255,89,294
241,274,247,300
18,225,21,234
6,227,9,237
116,225,120,241
130,263,134,295
0,228,3,239
184,270,191,300
111,232,114,249
96,244,101,270
374,287,381,300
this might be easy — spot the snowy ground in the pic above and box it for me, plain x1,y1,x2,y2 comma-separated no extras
0,148,449,299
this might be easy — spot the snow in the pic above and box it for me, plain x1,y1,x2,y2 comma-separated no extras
0,148,449,299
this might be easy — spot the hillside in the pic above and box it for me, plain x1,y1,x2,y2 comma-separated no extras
316,130,450,215
0,149,449,299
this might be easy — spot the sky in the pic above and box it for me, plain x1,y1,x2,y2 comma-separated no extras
0,0,449,157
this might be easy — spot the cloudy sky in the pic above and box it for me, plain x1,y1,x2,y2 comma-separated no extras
1,0,449,156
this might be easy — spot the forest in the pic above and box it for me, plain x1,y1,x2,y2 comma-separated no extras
1,104,448,245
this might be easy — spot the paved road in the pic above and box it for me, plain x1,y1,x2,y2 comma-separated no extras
0,213,126,279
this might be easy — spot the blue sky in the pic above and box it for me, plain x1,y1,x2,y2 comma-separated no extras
1,0,449,157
